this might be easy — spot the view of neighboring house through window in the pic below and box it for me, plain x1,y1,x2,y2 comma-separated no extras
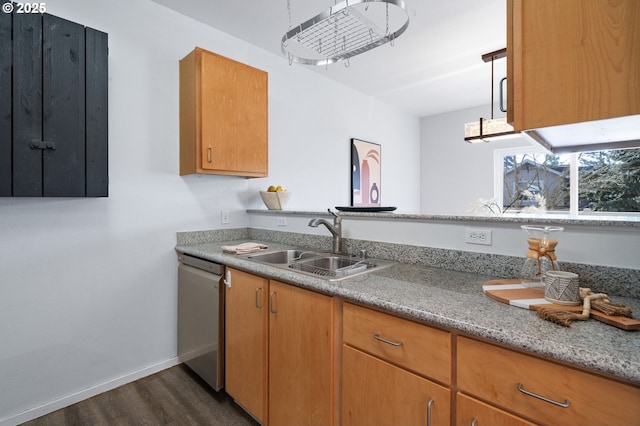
496,147,640,215
502,152,570,211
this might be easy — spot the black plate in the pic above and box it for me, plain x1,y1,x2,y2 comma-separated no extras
335,206,397,212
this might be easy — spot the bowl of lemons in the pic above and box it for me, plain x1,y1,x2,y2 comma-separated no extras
259,185,291,210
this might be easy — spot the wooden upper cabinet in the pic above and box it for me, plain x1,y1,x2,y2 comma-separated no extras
507,0,640,131
179,47,268,178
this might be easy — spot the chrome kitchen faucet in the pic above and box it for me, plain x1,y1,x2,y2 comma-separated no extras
308,209,342,253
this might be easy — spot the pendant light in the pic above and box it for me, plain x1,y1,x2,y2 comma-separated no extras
464,48,521,143
282,0,410,66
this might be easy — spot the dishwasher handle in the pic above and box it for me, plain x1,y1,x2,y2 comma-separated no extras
179,254,224,274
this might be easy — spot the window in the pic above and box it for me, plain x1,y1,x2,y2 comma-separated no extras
494,147,640,215
578,149,640,212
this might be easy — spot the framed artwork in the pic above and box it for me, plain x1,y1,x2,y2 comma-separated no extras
351,138,381,207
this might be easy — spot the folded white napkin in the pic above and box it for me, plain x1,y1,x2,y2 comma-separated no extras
222,242,269,254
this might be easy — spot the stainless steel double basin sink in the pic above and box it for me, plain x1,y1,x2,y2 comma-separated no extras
245,249,395,281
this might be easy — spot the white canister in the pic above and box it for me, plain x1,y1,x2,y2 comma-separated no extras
544,271,581,305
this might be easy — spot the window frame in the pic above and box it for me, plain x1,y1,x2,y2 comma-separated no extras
494,147,582,216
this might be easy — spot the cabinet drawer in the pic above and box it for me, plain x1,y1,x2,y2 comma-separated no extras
343,303,451,384
457,336,640,426
456,392,536,426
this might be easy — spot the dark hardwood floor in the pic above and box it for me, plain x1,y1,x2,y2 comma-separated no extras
21,365,259,426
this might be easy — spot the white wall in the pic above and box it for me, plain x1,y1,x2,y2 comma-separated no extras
0,0,420,423
420,104,532,214
248,66,420,212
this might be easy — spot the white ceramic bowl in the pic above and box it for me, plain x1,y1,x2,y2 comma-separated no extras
259,191,291,210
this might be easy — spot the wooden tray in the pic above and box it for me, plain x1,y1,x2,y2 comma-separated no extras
483,279,640,331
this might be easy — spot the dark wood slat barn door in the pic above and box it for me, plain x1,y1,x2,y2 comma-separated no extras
0,10,11,196
12,13,43,196
43,14,86,197
85,28,108,197
2,11,107,197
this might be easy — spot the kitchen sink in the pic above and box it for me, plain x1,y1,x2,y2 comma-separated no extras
289,255,368,278
247,249,318,264
246,249,395,281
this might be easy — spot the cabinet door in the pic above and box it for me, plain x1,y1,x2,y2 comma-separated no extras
0,10,12,196
268,280,333,426
342,345,450,426
224,268,268,424
2,12,108,197
199,49,268,177
508,0,640,131
42,13,86,197
11,12,42,196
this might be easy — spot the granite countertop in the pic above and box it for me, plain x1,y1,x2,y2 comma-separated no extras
176,239,640,385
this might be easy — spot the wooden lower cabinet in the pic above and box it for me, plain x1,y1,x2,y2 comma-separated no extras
225,268,268,424
342,302,451,384
268,280,333,426
342,345,450,426
457,336,640,426
456,392,536,426
225,271,639,426
225,269,333,425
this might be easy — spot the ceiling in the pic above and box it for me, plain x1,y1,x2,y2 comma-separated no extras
151,0,508,118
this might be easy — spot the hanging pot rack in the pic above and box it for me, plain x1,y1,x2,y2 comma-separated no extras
282,0,410,66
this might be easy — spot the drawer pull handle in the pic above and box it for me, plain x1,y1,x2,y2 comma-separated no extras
470,419,477,426
373,333,403,347
517,383,570,408
255,287,263,309
426,398,434,426
270,291,278,313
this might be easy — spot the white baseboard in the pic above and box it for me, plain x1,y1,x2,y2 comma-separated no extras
0,357,180,426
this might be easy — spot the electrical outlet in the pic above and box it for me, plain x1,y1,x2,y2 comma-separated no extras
465,228,492,246
221,210,230,224
277,217,287,226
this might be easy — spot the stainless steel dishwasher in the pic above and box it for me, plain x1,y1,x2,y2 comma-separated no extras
177,253,224,391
